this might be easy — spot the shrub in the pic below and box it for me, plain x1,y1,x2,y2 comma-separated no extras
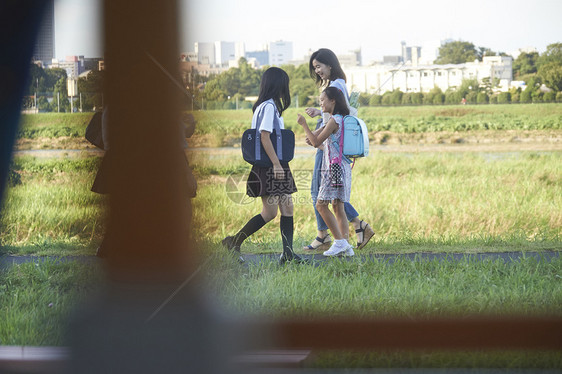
490,95,498,104
465,91,478,104
543,92,556,102
497,92,511,104
556,91,562,102
520,89,532,103
476,92,489,104
369,95,382,106
531,90,543,103
358,93,371,107
411,92,423,105
432,93,445,105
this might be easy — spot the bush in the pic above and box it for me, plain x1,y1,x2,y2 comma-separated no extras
556,91,562,103
358,93,371,107
432,93,445,105
369,95,382,106
401,93,412,105
476,92,489,104
490,95,498,104
445,91,462,105
531,90,543,103
497,92,511,104
511,92,520,103
520,89,532,103
543,92,556,102
411,92,423,105
465,91,478,104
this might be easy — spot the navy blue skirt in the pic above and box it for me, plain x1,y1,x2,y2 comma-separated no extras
246,163,297,197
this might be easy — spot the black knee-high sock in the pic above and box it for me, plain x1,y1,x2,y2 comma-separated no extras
280,215,294,257
234,214,267,247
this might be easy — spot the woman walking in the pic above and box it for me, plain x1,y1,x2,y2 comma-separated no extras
303,48,375,251
222,67,303,264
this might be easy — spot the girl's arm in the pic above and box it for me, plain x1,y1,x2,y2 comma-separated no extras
297,114,337,148
305,107,321,118
260,130,284,179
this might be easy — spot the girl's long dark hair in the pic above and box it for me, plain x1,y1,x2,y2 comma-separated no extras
324,87,349,116
252,67,291,116
309,48,347,87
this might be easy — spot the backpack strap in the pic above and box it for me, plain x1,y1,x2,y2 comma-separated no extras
255,101,283,163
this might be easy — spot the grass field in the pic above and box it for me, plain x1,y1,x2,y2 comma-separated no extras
2,108,561,368
2,149,561,255
15,104,562,149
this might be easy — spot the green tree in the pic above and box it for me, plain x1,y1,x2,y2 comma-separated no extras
435,41,479,64
556,91,562,102
536,43,562,69
52,76,70,112
513,52,539,78
497,92,511,104
537,62,562,91
77,70,104,111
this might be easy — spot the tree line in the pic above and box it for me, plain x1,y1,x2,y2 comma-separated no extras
22,41,562,112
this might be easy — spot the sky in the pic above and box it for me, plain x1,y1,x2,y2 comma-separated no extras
55,0,562,63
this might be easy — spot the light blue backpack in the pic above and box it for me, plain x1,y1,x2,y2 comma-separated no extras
342,115,369,158
331,115,370,167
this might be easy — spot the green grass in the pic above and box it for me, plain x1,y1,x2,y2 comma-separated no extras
17,113,93,139
2,149,561,256
192,150,562,253
1,156,104,256
187,104,562,146
205,253,562,318
16,104,562,148
0,260,104,346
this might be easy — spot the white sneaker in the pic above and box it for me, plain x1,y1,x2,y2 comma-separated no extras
323,240,352,257
344,245,355,257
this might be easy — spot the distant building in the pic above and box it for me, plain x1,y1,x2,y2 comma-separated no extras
33,0,55,66
339,49,362,67
346,56,513,94
401,41,421,66
246,50,269,67
383,56,402,64
269,41,293,66
195,42,215,65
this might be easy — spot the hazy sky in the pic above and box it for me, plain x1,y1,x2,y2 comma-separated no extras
55,0,562,63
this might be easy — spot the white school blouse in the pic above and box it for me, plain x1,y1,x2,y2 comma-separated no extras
251,99,285,133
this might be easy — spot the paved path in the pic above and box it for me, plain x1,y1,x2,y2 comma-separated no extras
0,251,559,270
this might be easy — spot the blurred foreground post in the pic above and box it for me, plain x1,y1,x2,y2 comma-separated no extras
69,1,240,373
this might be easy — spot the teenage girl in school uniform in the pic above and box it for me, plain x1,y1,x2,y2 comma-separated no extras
222,67,304,264
303,48,375,252
297,87,354,256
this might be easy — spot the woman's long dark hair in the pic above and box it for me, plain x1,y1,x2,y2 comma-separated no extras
309,48,347,87
252,67,291,116
324,87,350,117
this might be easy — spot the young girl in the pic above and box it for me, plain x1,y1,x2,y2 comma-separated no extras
303,48,375,252
297,87,354,256
222,67,303,264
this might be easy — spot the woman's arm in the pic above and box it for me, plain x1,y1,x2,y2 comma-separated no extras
305,107,321,118
297,114,337,148
260,130,284,179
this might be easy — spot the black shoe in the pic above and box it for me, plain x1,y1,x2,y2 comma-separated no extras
279,253,309,265
222,236,245,263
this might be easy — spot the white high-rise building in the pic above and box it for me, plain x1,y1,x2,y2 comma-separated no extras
215,41,235,66
195,42,215,65
269,41,293,66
